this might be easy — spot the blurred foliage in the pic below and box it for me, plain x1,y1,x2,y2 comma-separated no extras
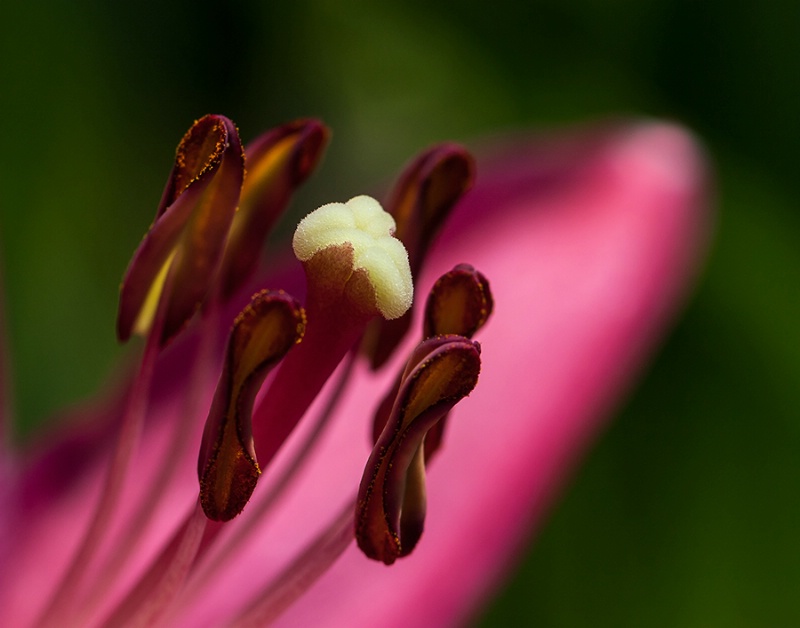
0,0,797,625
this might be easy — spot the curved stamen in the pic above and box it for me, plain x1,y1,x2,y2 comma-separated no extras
371,264,494,454
117,114,244,346
37,116,245,626
167,352,358,623
357,336,482,564
421,264,494,461
82,292,307,626
199,290,306,521
218,119,330,299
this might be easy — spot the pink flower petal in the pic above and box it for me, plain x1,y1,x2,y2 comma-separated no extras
1,120,710,628
239,121,708,627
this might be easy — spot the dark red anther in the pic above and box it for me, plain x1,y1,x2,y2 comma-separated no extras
198,290,305,521
117,114,245,345
356,335,481,564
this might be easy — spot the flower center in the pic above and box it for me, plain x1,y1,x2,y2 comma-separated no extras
33,115,491,628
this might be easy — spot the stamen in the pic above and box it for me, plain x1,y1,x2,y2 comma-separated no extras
40,116,244,626
356,335,481,564
372,264,494,453
198,290,306,521
388,145,475,273
420,263,494,460
93,291,307,625
170,353,358,620
117,114,244,345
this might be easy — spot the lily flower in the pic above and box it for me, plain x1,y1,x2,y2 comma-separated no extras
0,116,708,627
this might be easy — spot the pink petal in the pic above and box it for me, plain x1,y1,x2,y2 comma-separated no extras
191,120,709,627
1,120,710,628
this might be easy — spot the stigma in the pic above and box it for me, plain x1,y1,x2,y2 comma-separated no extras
293,195,414,320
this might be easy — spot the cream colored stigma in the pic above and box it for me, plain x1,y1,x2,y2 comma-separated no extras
293,195,413,319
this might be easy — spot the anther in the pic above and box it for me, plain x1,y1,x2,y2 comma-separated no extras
372,264,494,455
198,290,305,521
424,263,494,338
117,114,244,345
356,335,481,564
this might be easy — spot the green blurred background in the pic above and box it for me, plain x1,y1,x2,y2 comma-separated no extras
1,1,798,625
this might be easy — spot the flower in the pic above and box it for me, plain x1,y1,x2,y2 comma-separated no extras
0,116,708,627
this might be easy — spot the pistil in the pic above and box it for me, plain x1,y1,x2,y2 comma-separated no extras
250,196,413,472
